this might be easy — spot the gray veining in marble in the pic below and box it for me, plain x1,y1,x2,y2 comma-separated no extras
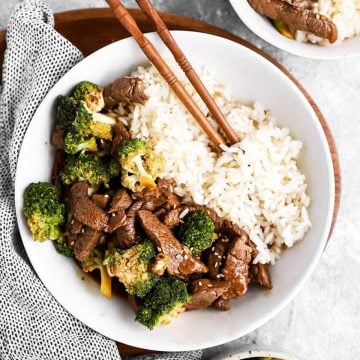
1,1,359,359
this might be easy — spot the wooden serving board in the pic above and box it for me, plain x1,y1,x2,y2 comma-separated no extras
0,8,341,356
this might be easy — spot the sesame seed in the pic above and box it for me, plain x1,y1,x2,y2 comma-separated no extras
214,252,219,256
175,254,181,259
157,247,162,252
217,255,222,259
112,213,116,217
198,281,203,286
211,247,215,252
104,194,109,198
218,274,225,278
207,284,213,288
70,219,74,225
214,262,218,268
81,228,85,234
70,241,74,246
216,274,221,279
184,255,189,260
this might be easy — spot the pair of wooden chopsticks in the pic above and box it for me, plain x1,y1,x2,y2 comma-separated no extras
106,0,239,147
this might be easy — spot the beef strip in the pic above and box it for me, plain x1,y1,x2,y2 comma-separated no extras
207,238,228,280
135,187,165,211
111,121,130,155
109,188,133,213
91,194,110,209
219,234,252,300
186,279,230,311
51,124,65,150
157,179,181,210
137,210,208,280
67,182,109,231
114,201,143,248
104,77,148,109
248,0,337,43
74,226,102,262
162,207,185,228
212,297,230,311
51,150,66,188
73,198,109,231
250,263,272,289
106,209,127,233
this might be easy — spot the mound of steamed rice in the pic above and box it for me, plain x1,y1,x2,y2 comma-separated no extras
295,0,360,44
117,65,311,264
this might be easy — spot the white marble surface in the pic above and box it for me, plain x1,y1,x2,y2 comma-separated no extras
1,1,359,359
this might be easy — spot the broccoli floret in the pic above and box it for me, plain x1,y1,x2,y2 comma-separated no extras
108,158,120,178
135,277,191,330
56,95,115,140
64,129,98,155
54,241,73,257
176,211,215,256
23,182,65,242
60,153,111,188
81,249,112,298
56,95,78,128
73,81,105,113
104,240,159,298
118,139,164,192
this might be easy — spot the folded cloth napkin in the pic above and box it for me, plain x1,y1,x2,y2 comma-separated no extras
0,1,202,359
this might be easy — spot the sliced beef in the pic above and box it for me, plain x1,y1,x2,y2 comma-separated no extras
207,238,228,280
186,279,230,311
51,124,65,150
67,182,89,213
248,0,337,43
111,121,130,155
221,219,247,239
91,194,110,209
220,233,252,300
67,182,109,231
106,209,127,233
157,179,181,210
104,77,148,109
109,188,133,212
212,297,230,311
135,187,165,211
137,210,208,280
51,150,66,188
250,263,272,289
73,198,109,232
162,207,186,228
114,201,143,248
74,226,102,262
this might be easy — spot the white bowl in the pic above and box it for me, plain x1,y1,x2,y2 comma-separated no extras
229,0,360,59
15,31,334,351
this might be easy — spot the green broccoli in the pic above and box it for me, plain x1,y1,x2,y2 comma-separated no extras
108,158,120,178
56,95,78,128
60,152,111,188
81,249,112,298
73,81,105,113
54,241,73,257
176,211,215,256
118,139,164,192
104,240,159,298
23,182,65,242
56,94,115,141
135,277,191,330
64,129,98,155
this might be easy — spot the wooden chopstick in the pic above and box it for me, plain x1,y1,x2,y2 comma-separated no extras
135,0,239,145
106,0,227,148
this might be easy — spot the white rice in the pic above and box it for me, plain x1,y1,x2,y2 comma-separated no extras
119,64,311,264
294,0,360,44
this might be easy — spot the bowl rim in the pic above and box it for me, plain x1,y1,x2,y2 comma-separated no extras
14,30,335,351
228,0,360,60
